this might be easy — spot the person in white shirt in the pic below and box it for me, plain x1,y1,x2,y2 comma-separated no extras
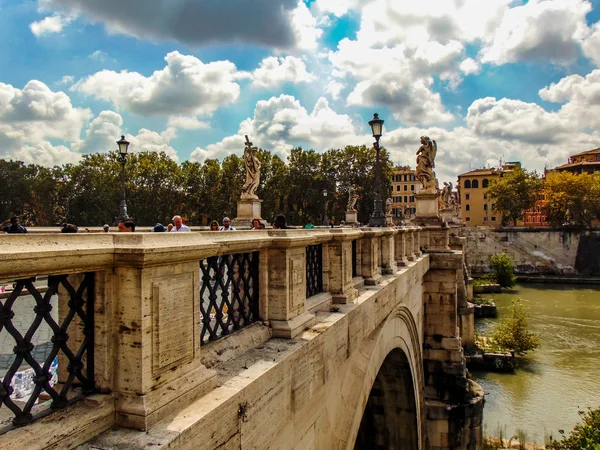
219,217,236,231
170,215,191,232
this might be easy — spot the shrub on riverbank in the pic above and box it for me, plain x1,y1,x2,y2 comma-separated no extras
546,406,600,449
491,253,518,288
491,299,540,356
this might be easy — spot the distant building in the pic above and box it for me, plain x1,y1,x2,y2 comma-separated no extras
457,162,521,227
390,166,422,219
554,148,600,174
523,190,549,227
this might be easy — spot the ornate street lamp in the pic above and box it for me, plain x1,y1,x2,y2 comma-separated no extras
115,135,130,224
322,189,328,226
368,113,386,227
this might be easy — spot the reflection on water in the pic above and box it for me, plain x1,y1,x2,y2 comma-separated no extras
472,283,600,444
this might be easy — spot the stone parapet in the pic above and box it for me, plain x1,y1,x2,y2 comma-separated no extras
357,228,384,285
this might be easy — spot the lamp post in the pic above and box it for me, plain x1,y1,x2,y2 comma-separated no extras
116,135,130,224
368,113,386,227
322,189,328,226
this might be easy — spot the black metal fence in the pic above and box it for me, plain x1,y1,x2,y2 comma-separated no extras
352,240,358,278
306,244,323,298
199,252,259,345
0,273,95,430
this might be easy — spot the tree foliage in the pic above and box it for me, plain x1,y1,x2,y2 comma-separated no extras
490,253,517,288
487,167,543,226
491,299,540,356
0,145,393,227
546,406,600,450
544,171,600,229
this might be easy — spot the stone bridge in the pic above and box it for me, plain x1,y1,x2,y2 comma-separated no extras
0,226,482,449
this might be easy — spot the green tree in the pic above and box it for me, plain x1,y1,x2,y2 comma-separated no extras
490,253,517,288
544,171,599,229
546,406,600,450
492,299,540,356
487,167,542,226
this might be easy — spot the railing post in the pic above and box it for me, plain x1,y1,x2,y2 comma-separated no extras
266,231,331,338
326,229,361,304
406,228,417,261
111,234,218,430
380,229,397,275
359,229,383,285
414,226,423,257
395,228,408,267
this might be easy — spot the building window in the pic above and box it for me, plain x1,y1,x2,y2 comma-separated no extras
491,217,496,221
466,193,470,200
466,204,470,211
404,174,408,181
410,185,415,191
484,204,488,211
492,203,496,210
482,179,489,188
404,185,408,191
472,179,479,188
483,193,487,199
466,217,471,222
410,196,414,202
465,180,471,189
410,174,415,181
404,196,408,203
396,185,401,191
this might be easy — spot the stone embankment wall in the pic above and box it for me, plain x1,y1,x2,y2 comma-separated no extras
461,227,600,276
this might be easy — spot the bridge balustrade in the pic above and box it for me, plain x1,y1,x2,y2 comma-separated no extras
0,226,423,448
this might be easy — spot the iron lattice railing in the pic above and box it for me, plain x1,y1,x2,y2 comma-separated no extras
352,240,358,278
306,244,323,298
199,252,259,345
0,273,95,429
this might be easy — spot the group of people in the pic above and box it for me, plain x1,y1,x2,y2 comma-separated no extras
2,213,294,234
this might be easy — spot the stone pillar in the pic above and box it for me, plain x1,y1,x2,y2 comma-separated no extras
266,231,331,338
380,229,397,274
359,229,383,285
406,228,416,261
111,234,219,430
395,228,408,267
414,227,423,257
423,251,484,450
345,210,358,225
326,229,360,304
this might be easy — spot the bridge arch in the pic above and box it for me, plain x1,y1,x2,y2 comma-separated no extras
335,305,425,450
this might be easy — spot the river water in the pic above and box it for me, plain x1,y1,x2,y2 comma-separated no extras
472,283,600,444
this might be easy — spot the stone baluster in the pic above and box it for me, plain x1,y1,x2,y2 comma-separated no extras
326,229,361,304
406,228,417,261
380,228,397,274
358,229,384,285
395,228,408,267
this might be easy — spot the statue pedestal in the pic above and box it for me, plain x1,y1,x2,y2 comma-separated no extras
233,198,262,227
345,210,358,225
415,192,440,220
441,207,453,223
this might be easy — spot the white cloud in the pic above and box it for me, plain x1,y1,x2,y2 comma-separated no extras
459,58,481,76
582,22,600,66
88,50,109,62
129,128,178,161
480,0,592,65
191,94,365,163
167,115,209,130
13,141,82,166
42,0,314,49
73,51,241,117
252,56,316,88
325,80,344,100
60,75,74,85
71,110,122,154
30,14,71,36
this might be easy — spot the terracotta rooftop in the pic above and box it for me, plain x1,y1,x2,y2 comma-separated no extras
570,148,600,158
555,160,600,170
457,168,498,177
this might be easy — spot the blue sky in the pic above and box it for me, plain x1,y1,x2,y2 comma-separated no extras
1,0,600,183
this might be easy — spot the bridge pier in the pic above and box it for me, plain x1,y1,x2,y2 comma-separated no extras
421,230,484,449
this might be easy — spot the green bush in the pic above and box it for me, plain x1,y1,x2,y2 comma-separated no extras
546,406,600,449
491,299,539,356
490,253,517,288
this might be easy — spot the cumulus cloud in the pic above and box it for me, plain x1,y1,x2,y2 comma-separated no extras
88,50,109,62
167,115,209,130
325,80,344,100
191,94,365,163
582,22,600,66
12,141,82,166
30,14,72,36
459,58,481,76
73,51,241,117
480,0,591,65
71,110,122,154
42,0,320,49
252,56,316,88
